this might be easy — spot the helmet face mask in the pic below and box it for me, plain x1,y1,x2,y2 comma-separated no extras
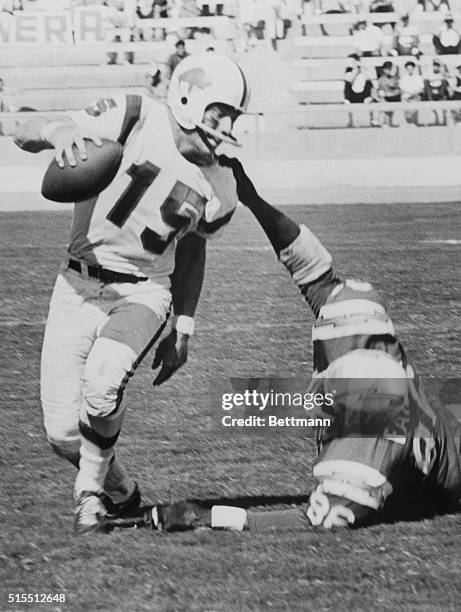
167,53,250,148
198,103,242,150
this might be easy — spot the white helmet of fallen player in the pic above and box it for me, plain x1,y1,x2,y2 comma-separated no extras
167,52,250,147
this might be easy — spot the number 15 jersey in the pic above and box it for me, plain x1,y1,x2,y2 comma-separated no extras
66,95,238,279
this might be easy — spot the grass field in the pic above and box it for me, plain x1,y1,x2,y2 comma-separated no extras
1,199,461,611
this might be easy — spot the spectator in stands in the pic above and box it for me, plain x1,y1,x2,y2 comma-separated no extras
137,0,155,40
400,60,425,125
369,0,394,13
449,64,461,123
0,77,15,136
351,19,384,57
392,14,421,57
423,0,450,13
279,0,293,39
264,0,285,51
105,0,137,66
200,2,217,15
154,0,167,16
424,58,450,124
0,0,24,10
319,0,356,13
166,39,189,79
373,60,401,126
343,54,375,127
296,0,308,37
145,61,162,94
0,77,10,111
317,0,358,36
172,0,200,38
450,63,461,98
433,14,461,54
233,0,259,52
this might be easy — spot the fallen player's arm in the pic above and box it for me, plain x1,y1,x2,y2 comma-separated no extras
219,155,341,316
152,232,206,385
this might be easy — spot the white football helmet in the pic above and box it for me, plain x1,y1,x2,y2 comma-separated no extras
167,52,250,146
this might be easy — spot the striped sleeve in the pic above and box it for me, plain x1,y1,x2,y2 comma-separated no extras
67,94,144,144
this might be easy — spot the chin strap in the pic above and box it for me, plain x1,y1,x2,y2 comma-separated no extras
196,122,241,147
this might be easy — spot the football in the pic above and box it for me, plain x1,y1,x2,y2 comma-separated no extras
41,138,123,203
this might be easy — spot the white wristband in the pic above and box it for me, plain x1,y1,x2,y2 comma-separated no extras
172,315,195,336
40,121,68,144
211,506,247,531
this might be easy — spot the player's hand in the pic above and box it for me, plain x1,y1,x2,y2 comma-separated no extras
44,122,102,168
152,329,189,386
218,155,260,206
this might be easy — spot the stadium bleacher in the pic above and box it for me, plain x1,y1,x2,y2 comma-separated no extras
294,54,461,80
289,7,461,127
2,4,461,131
300,10,461,36
0,10,233,111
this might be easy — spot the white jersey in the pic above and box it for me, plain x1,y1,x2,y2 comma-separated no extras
66,95,238,278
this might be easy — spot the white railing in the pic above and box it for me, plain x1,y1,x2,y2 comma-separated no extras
301,11,461,26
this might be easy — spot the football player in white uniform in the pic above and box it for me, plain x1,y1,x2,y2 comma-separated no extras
14,53,250,534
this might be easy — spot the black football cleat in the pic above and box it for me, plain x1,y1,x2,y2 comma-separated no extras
73,491,110,535
154,501,212,532
104,482,142,518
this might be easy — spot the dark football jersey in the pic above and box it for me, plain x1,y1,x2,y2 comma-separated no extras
300,270,461,525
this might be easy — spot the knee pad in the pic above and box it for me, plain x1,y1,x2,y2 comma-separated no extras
82,338,136,418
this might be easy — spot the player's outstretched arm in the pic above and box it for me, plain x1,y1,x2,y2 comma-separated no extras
152,233,207,386
218,154,300,252
14,116,102,167
219,155,338,316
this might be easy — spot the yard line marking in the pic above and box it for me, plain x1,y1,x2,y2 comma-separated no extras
419,240,461,245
